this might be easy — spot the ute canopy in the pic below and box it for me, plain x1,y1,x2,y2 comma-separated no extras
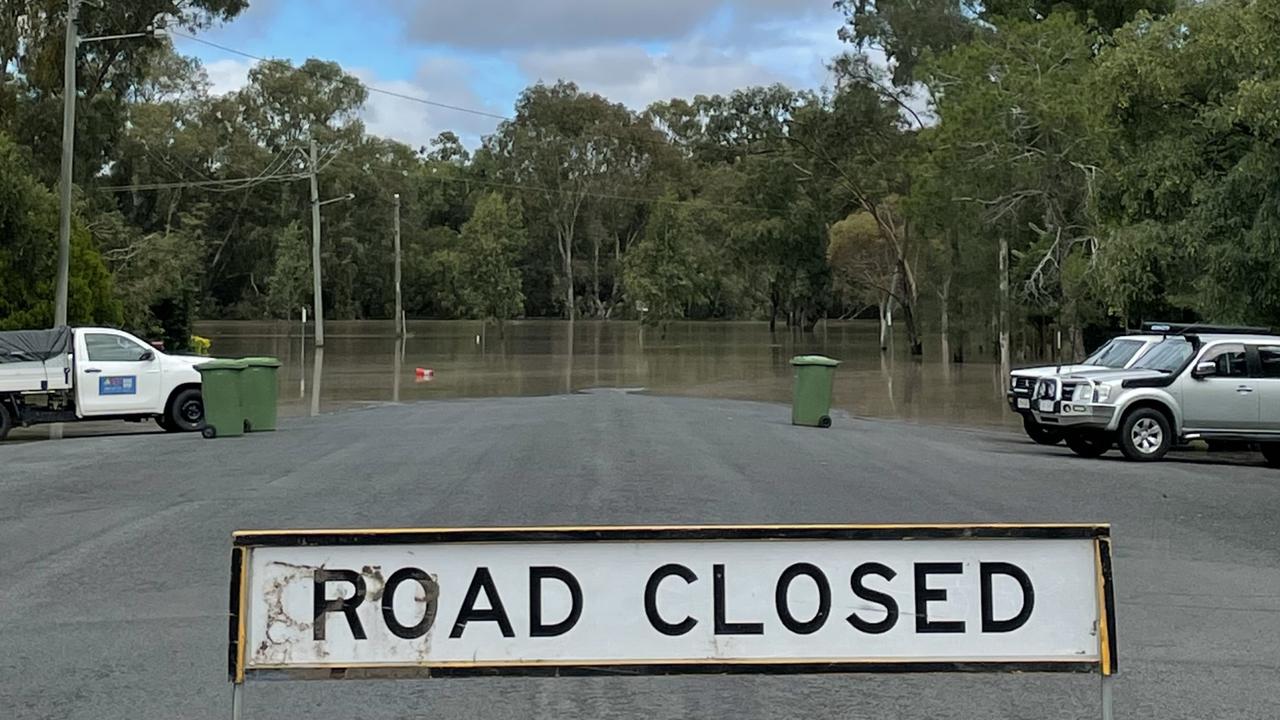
0,327,72,364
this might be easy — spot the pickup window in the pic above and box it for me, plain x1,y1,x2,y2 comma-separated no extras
85,333,151,362
1201,345,1248,377
1132,338,1193,373
1083,338,1146,368
1259,347,1280,378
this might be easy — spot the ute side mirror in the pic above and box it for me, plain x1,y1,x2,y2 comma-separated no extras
139,350,155,362
1191,361,1217,379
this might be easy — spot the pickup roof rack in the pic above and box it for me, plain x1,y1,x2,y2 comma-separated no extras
1141,322,1274,336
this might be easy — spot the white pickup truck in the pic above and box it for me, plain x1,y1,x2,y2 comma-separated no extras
0,326,205,440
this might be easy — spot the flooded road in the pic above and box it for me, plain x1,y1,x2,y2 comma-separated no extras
195,319,1017,429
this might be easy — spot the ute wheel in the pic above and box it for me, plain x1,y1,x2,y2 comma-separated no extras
167,388,204,433
1022,414,1063,446
0,402,12,441
201,426,217,439
1065,431,1112,459
1263,444,1280,468
1119,408,1172,462
818,415,832,429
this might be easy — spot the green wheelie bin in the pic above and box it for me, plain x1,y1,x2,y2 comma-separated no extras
195,359,248,439
790,355,841,428
239,357,282,432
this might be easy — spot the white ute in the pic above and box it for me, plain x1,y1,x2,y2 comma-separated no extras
0,326,205,440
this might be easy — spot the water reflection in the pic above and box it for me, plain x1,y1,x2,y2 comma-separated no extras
192,319,1019,429
310,346,324,418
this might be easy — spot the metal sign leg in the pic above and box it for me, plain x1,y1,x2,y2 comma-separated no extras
1101,674,1114,720
231,683,244,720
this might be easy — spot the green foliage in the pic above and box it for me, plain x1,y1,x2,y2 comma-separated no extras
1096,0,1280,326
454,193,527,323
3,0,1275,362
0,133,120,330
266,222,310,318
624,197,699,326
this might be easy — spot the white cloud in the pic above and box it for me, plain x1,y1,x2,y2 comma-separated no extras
396,0,836,50
518,41,787,112
204,58,252,96
356,59,507,150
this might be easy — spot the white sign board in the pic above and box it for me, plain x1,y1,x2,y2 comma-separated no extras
229,525,1116,682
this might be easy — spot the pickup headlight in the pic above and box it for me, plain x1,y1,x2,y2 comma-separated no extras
1092,383,1114,403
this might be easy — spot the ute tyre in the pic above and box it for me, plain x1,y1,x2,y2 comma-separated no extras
1066,431,1111,459
1263,444,1280,468
1022,414,1063,446
167,388,204,433
1119,408,1172,462
0,402,12,441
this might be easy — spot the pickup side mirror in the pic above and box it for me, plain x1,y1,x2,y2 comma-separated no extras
139,350,155,362
1191,360,1217,379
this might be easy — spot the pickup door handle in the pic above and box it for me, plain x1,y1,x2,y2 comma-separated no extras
1236,385,1254,394
83,368,102,374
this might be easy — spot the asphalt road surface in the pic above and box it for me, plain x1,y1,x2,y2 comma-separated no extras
2,392,1278,719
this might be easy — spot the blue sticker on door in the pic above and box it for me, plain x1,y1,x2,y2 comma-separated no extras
100,376,137,395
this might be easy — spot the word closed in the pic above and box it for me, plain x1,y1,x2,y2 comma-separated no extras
232,528,1114,677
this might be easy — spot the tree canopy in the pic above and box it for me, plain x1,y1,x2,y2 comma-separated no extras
0,0,1275,364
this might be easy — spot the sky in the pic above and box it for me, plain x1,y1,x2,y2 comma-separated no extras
184,0,851,150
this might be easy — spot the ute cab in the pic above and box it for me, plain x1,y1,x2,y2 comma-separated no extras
0,326,206,440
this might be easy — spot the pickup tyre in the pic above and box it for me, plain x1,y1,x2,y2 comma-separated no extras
1264,444,1280,469
1065,431,1111,458
164,387,204,432
1022,414,1063,445
1118,407,1174,462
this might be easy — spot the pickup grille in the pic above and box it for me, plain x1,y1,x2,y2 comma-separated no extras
1062,382,1082,401
1036,379,1058,400
1012,376,1035,391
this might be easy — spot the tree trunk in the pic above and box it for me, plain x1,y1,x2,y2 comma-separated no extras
878,297,889,351
897,260,923,356
557,225,576,321
768,278,780,333
591,234,601,318
999,233,1011,377
939,274,951,365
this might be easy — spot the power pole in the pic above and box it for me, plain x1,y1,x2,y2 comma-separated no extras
393,193,403,337
54,0,80,328
309,138,324,348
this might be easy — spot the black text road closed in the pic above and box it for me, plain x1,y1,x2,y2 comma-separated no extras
229,525,1116,680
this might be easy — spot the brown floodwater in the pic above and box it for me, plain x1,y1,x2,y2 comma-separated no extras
192,319,1018,429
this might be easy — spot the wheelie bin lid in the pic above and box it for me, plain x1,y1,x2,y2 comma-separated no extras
195,358,249,372
790,355,841,367
240,356,282,368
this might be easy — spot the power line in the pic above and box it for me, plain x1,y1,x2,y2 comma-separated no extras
96,159,780,213
98,173,308,192
170,31,510,122
322,157,779,214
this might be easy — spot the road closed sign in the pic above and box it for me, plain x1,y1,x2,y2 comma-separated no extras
228,524,1116,682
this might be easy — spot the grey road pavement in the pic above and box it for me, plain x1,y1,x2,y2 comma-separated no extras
2,392,1278,719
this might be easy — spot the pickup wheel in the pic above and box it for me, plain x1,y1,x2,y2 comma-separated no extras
1022,414,1063,445
1065,431,1111,459
0,402,11,441
166,388,204,433
1263,444,1280,468
1119,408,1172,462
